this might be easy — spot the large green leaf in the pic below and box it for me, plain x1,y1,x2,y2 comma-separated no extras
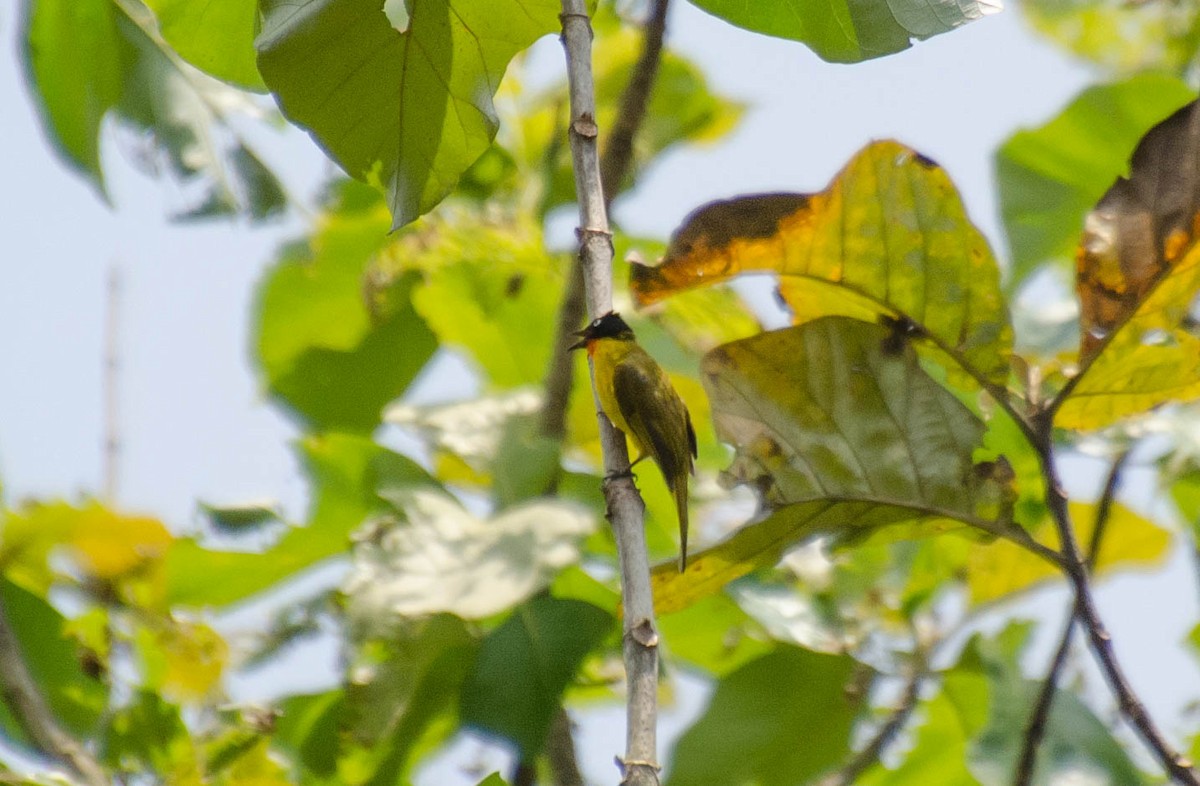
0,581,107,742
256,185,437,432
996,75,1194,287
143,0,263,89
667,645,866,785
460,597,613,757
685,0,998,63
634,140,1012,386
166,434,435,607
22,0,284,216
652,317,1018,614
21,0,124,191
256,0,560,230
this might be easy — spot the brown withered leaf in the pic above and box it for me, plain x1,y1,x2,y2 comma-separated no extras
631,141,1011,385
1077,99,1200,361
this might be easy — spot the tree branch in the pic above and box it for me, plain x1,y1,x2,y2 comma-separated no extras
0,594,107,786
559,4,662,783
547,708,585,786
819,648,928,786
1013,448,1130,786
1033,429,1198,785
540,0,672,443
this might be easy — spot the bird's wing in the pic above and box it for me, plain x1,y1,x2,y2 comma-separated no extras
612,360,695,481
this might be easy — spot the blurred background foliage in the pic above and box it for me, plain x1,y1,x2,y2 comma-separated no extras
6,0,1200,784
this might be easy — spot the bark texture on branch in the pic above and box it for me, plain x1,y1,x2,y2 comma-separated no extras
558,3,663,782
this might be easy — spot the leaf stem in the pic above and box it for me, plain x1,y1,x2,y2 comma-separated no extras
559,4,661,783
1032,429,1198,785
0,593,107,786
1013,448,1130,786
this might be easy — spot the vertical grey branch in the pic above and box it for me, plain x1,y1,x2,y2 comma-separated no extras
559,3,661,783
0,595,106,786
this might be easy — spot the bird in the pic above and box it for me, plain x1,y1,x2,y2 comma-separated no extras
570,311,697,570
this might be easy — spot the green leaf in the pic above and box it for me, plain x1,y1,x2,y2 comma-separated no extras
143,0,264,89
857,693,981,785
273,690,345,778
1055,245,1200,430
951,623,1146,785
634,140,1012,386
685,0,997,63
167,434,435,607
1021,0,1200,76
23,0,287,217
21,0,124,191
668,645,867,785
398,217,565,387
198,500,282,535
461,597,613,756
996,75,1194,286
256,0,561,230
492,414,562,507
657,594,773,676
474,775,509,786
0,581,106,741
338,616,478,785
255,187,436,431
652,317,1016,614
342,489,594,626
102,691,197,778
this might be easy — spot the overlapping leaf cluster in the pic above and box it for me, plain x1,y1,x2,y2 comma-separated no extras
9,0,1200,784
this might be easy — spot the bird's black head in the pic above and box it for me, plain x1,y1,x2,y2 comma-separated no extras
569,311,635,350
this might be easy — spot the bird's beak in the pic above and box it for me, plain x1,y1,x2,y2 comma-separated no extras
568,326,591,351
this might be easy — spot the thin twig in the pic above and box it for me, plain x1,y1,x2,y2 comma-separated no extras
0,595,107,786
103,265,121,504
1033,428,1198,784
547,708,586,786
1013,448,1131,786
819,648,929,786
559,4,661,783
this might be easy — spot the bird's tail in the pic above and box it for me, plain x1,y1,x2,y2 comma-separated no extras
675,480,689,572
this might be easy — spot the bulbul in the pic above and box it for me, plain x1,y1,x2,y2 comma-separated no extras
570,311,697,570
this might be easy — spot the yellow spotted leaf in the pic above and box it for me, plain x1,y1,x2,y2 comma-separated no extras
632,140,1012,384
1056,246,1200,429
967,501,1170,605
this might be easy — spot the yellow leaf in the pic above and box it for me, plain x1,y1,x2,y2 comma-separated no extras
968,501,1170,604
632,140,1011,384
142,621,228,702
1057,246,1200,429
71,505,172,580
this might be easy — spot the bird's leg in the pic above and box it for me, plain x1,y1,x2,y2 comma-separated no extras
605,452,646,482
